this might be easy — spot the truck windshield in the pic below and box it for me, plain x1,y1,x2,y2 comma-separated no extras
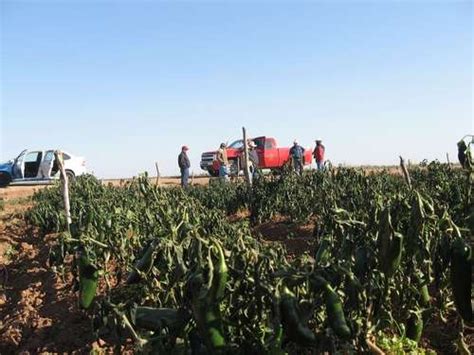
228,140,244,149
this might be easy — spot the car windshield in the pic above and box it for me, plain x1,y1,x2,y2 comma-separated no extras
228,140,244,149
15,149,27,162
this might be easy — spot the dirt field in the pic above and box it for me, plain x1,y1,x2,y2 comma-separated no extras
0,214,96,353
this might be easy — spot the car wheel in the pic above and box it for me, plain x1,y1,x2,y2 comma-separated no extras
0,173,12,188
65,170,75,182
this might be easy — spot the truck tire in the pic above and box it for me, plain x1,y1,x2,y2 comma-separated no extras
0,173,12,188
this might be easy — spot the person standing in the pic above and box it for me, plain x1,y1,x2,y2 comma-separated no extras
313,139,325,171
178,145,190,187
289,140,305,175
217,143,229,181
248,140,259,178
239,140,258,181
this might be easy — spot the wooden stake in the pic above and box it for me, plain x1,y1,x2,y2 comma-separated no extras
242,127,252,185
155,162,160,185
55,150,72,228
399,156,412,189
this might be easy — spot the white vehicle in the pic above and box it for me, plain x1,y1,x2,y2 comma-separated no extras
0,149,87,187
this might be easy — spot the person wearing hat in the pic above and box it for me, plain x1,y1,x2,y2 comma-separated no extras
289,139,305,175
178,145,191,187
313,139,325,171
248,140,260,178
217,143,229,181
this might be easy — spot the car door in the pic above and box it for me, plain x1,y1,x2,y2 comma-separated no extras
263,139,279,168
253,138,265,168
22,151,43,179
38,150,55,179
12,150,27,180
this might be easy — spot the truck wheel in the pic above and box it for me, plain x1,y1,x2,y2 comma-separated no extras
0,173,12,188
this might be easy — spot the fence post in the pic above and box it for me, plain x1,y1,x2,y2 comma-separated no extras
242,127,252,185
155,162,160,185
446,152,451,168
399,156,412,189
55,150,72,228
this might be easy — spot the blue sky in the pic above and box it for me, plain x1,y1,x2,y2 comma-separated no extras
1,1,472,178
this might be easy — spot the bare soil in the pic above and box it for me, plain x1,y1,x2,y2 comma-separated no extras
254,218,316,257
0,186,42,202
0,210,97,353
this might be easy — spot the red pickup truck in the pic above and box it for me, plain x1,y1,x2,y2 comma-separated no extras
200,136,313,176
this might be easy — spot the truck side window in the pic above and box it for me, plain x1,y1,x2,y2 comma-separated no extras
253,138,264,149
265,140,274,149
44,151,55,161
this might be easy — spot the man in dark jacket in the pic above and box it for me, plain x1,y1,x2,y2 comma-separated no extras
289,140,304,175
178,146,190,187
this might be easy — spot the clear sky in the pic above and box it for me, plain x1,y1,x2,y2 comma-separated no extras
1,0,472,178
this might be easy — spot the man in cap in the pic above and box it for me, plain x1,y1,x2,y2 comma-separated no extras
178,145,191,187
289,140,305,175
313,139,325,171
248,140,260,178
216,143,229,181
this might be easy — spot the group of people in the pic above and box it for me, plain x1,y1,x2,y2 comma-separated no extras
178,139,326,187
289,139,325,175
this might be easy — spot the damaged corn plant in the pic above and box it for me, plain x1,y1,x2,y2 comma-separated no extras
28,140,473,354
